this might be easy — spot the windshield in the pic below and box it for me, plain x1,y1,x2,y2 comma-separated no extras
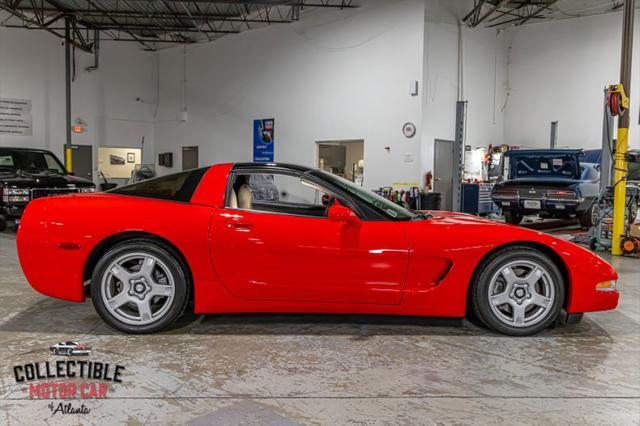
0,149,66,174
311,169,417,220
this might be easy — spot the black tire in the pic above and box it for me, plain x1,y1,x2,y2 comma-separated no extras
579,203,596,229
90,239,189,334
629,201,638,225
503,210,523,225
471,246,565,336
0,216,6,232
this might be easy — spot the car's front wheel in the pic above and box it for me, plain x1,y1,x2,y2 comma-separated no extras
90,239,189,334
471,246,564,336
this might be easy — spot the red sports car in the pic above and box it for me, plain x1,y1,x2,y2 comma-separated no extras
17,163,619,335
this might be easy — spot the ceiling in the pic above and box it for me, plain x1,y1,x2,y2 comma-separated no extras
0,0,357,51
463,0,626,28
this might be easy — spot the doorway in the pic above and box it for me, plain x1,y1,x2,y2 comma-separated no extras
182,146,199,170
434,139,454,211
68,144,93,182
316,139,364,185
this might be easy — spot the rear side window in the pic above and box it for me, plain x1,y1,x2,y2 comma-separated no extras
110,167,208,202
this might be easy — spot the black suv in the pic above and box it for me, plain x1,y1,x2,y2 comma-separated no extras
0,147,95,231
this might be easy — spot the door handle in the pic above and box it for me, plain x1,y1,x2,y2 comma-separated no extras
225,219,253,230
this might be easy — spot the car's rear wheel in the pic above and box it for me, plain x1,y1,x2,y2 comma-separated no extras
579,203,597,229
0,216,6,232
90,240,189,334
471,246,564,336
503,210,523,225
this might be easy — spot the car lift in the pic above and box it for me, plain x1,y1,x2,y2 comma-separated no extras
589,83,640,255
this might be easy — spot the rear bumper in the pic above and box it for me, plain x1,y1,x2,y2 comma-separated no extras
17,200,85,302
493,197,587,215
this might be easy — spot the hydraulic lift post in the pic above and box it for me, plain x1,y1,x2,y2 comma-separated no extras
453,101,467,212
550,121,558,149
601,87,614,193
612,0,634,255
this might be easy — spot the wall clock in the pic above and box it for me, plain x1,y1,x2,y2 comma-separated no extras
402,122,416,138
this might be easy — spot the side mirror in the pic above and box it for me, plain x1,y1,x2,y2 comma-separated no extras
328,202,361,226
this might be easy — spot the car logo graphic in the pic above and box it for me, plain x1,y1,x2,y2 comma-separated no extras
49,341,92,356
529,188,536,194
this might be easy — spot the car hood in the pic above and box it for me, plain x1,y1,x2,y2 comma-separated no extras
423,210,500,226
0,169,94,188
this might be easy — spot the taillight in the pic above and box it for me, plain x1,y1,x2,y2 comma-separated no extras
493,187,518,197
547,189,578,199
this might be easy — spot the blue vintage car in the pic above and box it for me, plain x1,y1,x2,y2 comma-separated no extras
491,149,639,227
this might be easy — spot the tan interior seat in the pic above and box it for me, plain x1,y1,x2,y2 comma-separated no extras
237,184,252,210
229,189,238,208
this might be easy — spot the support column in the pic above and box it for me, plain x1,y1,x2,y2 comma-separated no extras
612,0,634,255
453,101,467,212
65,16,73,173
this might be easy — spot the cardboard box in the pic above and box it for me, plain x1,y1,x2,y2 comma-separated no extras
630,223,640,239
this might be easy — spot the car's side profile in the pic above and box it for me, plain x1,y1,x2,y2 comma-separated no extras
17,163,619,336
49,341,91,356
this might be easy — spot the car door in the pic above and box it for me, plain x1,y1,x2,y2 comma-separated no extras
209,169,410,305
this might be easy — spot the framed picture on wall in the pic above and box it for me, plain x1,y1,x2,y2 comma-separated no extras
110,154,125,165
127,153,136,163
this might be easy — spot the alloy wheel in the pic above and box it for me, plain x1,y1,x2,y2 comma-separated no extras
100,252,175,326
487,260,555,328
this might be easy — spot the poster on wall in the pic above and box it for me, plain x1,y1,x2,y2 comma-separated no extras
0,97,32,136
253,118,274,162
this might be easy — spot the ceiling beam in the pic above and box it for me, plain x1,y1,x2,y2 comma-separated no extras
0,0,93,51
12,8,294,23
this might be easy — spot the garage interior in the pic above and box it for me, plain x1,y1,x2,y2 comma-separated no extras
1,0,639,424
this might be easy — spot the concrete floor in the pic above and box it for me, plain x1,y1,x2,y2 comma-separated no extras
0,230,639,425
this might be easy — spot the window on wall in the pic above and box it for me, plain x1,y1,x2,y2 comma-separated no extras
316,139,364,186
229,172,336,218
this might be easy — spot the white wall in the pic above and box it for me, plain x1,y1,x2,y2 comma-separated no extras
503,11,640,150
421,0,508,176
0,27,156,181
154,0,425,190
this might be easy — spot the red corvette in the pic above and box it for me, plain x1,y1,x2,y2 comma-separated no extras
17,163,619,335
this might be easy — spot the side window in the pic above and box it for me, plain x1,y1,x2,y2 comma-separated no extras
109,168,208,202
230,172,335,217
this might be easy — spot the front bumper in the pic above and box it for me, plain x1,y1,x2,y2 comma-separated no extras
2,203,27,219
3,187,94,220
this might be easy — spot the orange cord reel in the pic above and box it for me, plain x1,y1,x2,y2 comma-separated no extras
607,84,629,117
620,236,640,255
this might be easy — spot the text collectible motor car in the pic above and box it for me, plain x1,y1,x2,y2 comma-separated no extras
0,147,95,231
17,163,619,336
